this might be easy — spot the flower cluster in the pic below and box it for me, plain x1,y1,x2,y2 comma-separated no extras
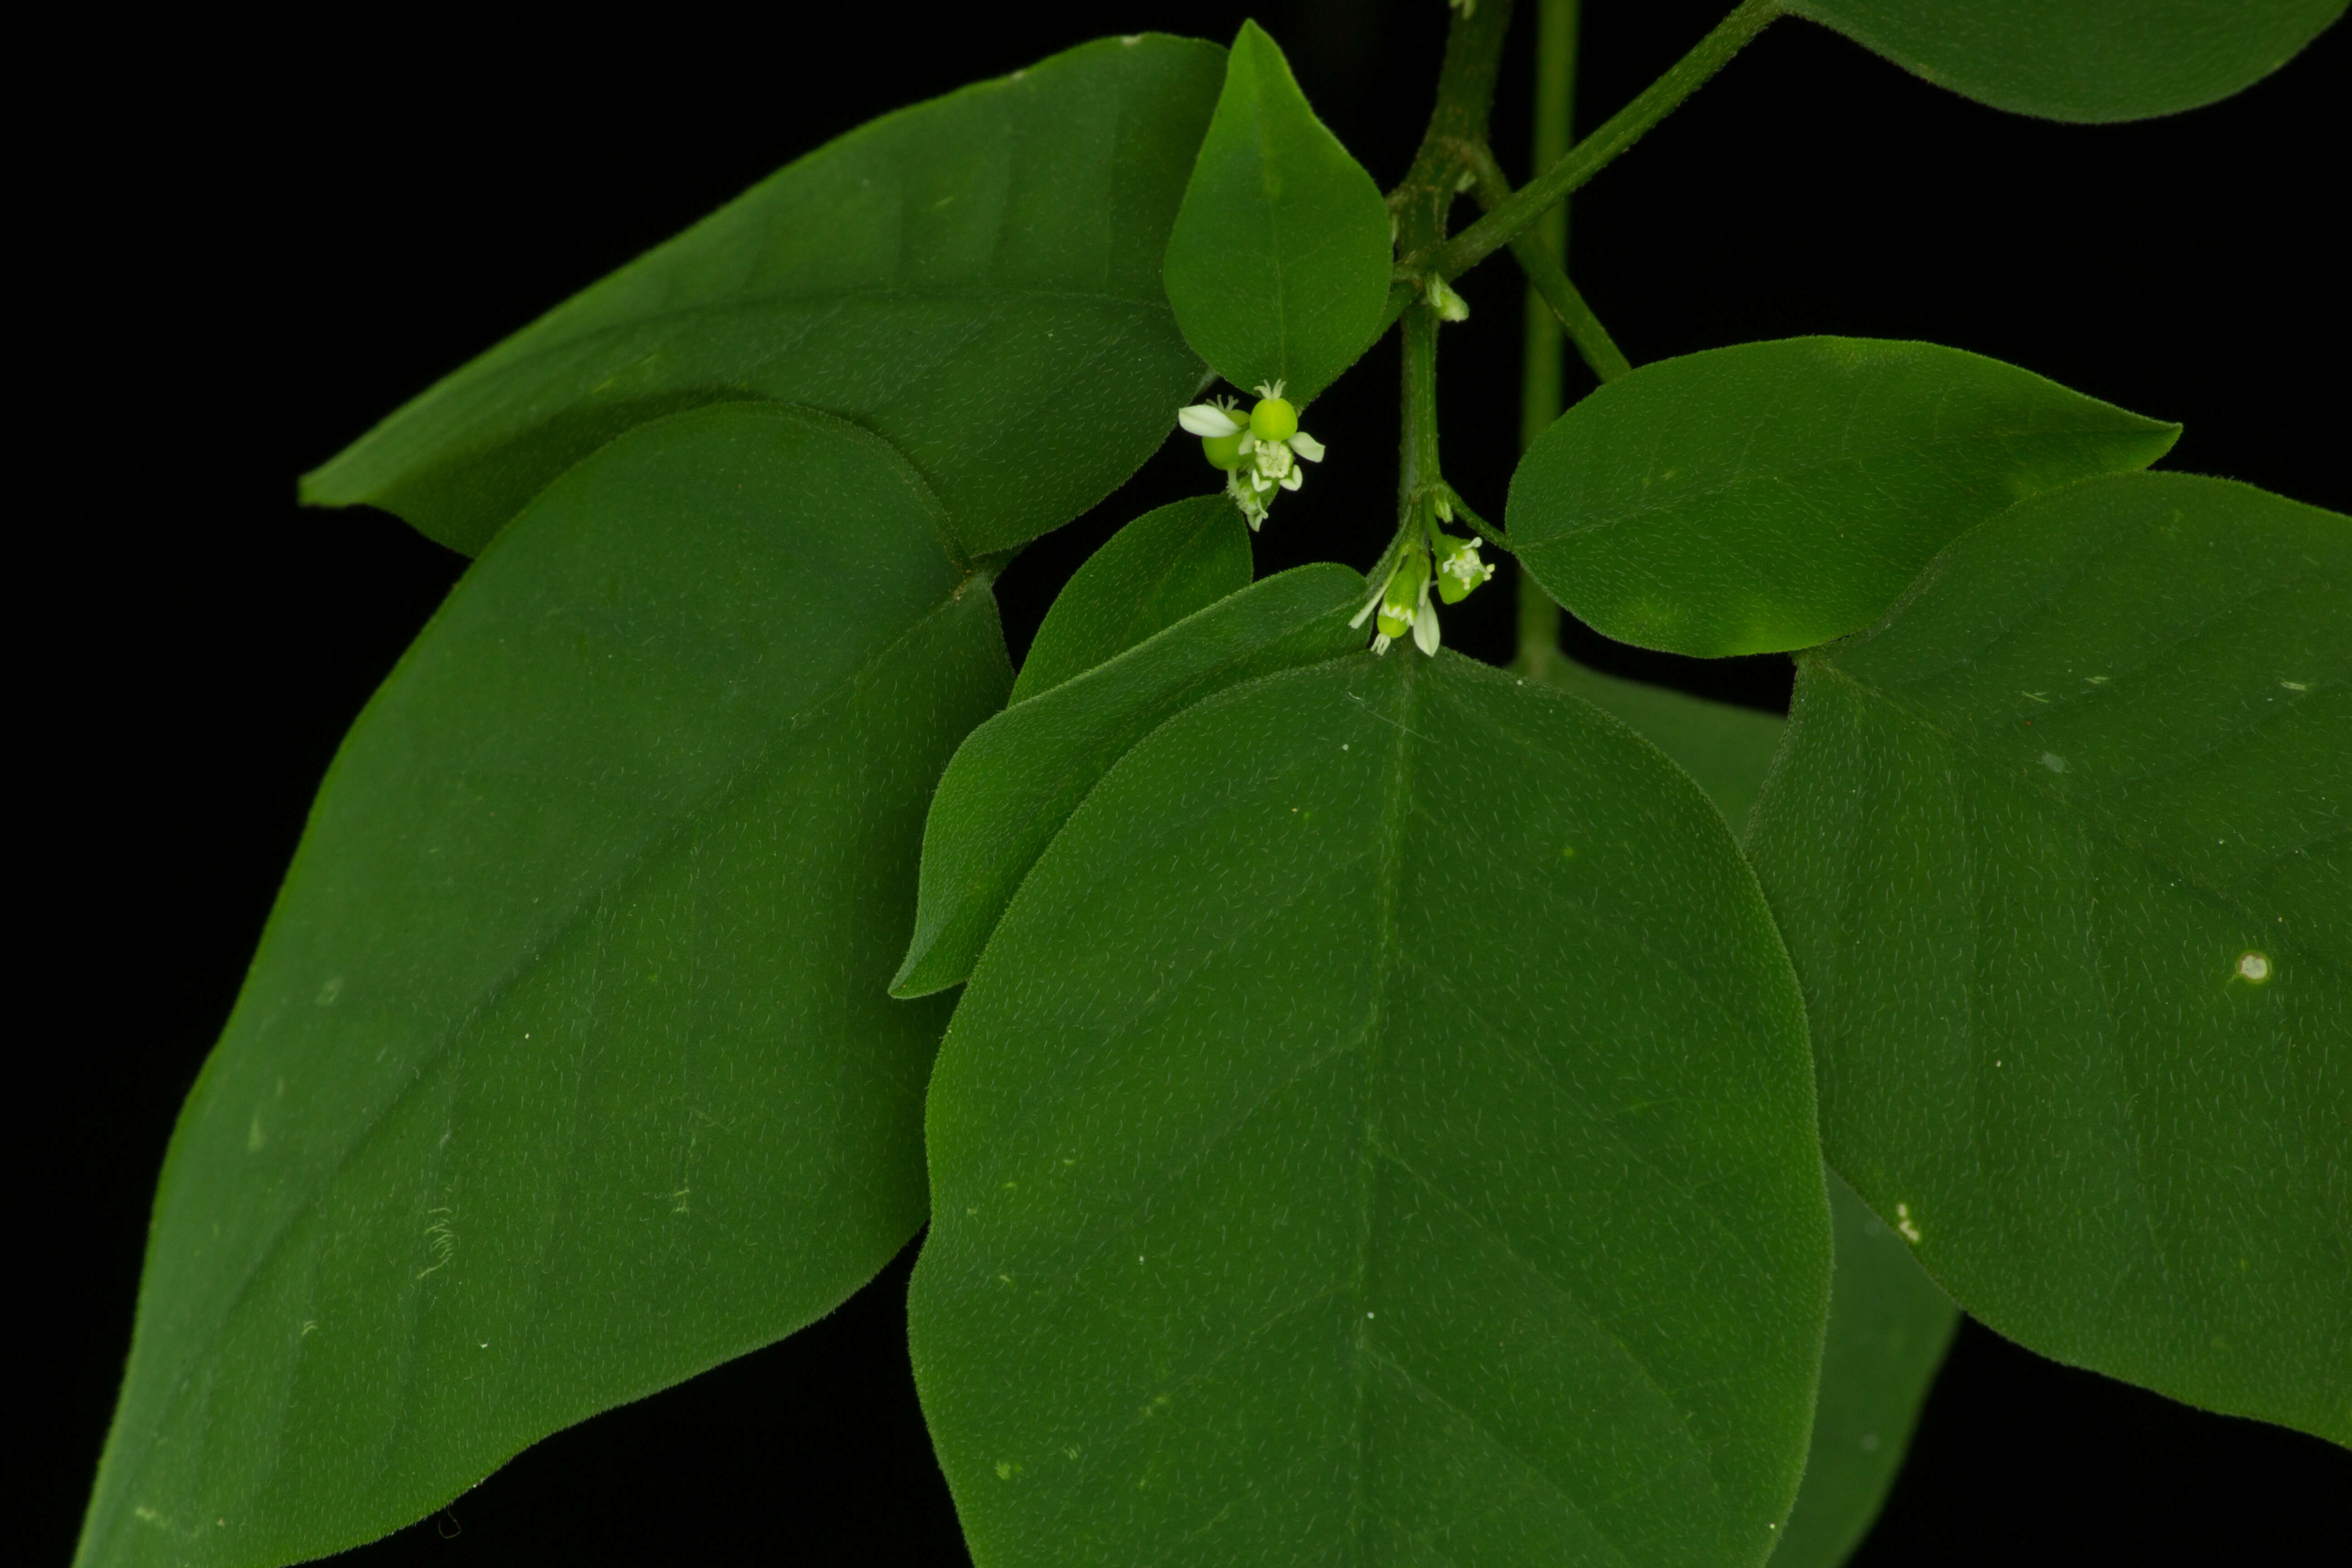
1176,382,1327,529
1348,517,1494,658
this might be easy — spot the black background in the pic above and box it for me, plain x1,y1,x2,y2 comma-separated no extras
29,2,2349,1563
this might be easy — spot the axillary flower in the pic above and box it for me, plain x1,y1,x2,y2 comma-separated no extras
1176,382,1327,529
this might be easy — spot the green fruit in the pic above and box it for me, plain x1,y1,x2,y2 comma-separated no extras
1250,397,1299,442
1201,431,1247,470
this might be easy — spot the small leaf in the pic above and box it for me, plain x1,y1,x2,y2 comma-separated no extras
911,652,1830,1566
1162,20,1394,402
893,564,1362,998
1010,495,1254,705
1786,0,2345,123
1508,337,2180,658
302,35,1226,558
1770,1170,1960,1568
79,405,1010,1568
1748,471,2351,1444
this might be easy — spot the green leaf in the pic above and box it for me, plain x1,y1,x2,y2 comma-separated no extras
1506,337,2180,658
79,404,1010,1568
1770,1170,1959,1568
1534,656,1789,833
301,34,1226,559
893,563,1362,998
1747,471,2351,1445
910,652,1830,1566
1785,0,2345,123
1528,659,1960,1564
1162,20,1394,402
1009,495,1254,704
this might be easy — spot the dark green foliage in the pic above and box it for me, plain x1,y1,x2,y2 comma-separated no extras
1787,0,2345,122
302,36,1227,559
912,653,1831,1566
1163,21,1395,402
1749,472,2351,1444
1009,496,1255,705
1507,338,2178,657
78,405,1009,1567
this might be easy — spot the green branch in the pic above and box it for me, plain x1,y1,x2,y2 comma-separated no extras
1465,143,1631,384
1419,0,1780,282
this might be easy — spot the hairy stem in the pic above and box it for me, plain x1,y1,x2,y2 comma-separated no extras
1422,0,1780,282
1467,144,1631,385
1401,305,1441,528
1390,0,1517,257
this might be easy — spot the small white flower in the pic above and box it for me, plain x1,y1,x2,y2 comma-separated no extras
1411,578,1441,655
1176,382,1328,528
1177,400,1245,437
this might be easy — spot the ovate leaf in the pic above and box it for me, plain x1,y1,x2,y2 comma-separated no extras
302,34,1225,558
1009,495,1254,704
1748,471,2350,1444
78,404,1010,1568
1770,1171,1959,1568
911,652,1831,1567
1785,0,2345,123
1507,338,2179,657
893,564,1362,998
1162,20,1394,402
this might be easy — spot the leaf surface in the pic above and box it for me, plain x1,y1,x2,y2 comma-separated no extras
1530,657,1961,1564
302,35,1225,558
1162,20,1394,402
894,563,1362,998
1010,495,1254,704
911,652,1831,1566
79,404,1010,1568
1748,471,2350,1444
1786,0,2345,123
1506,338,2179,657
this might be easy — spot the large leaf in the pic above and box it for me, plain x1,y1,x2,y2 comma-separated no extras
78,404,1010,1568
1748,471,2350,1444
1786,0,2345,123
1161,20,1394,402
1770,1171,1959,1568
1529,657,1961,1566
302,34,1225,558
893,563,1362,998
1009,495,1254,704
1506,338,2179,658
910,652,1830,1567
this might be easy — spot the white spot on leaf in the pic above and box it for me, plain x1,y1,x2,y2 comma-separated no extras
1894,1203,1921,1244
2235,951,2273,985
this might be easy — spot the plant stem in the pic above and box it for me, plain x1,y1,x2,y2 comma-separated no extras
1401,304,1441,529
1466,144,1631,385
1515,0,1581,675
1422,0,1779,283
1521,0,1579,452
1390,0,1517,258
